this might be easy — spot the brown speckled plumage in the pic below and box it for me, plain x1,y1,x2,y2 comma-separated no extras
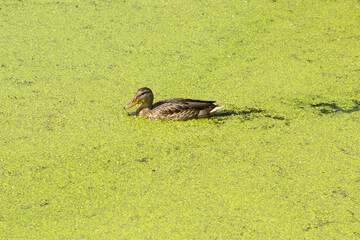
124,87,225,120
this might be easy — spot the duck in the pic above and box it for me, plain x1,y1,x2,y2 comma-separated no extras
124,87,225,120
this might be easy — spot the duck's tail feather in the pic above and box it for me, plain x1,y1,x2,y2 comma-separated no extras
210,104,226,113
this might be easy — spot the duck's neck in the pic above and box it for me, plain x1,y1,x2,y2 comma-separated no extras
137,103,152,116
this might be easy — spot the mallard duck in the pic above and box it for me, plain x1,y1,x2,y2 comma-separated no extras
124,87,225,120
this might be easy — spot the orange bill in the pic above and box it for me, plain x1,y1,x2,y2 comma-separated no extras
124,99,138,109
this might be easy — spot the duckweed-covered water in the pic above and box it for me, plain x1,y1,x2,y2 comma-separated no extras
1,0,360,238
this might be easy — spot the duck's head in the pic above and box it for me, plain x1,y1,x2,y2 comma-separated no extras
124,87,154,109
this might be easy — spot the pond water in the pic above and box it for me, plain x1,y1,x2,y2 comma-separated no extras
1,0,360,238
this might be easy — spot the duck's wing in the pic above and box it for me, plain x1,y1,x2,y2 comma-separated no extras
150,98,217,120
153,98,215,111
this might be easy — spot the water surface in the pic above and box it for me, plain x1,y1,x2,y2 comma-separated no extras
1,0,360,238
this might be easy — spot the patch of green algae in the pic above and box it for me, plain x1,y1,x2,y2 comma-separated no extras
1,0,360,238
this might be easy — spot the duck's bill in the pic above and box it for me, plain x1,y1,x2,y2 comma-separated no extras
124,99,138,109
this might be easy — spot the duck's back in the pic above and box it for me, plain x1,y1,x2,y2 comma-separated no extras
148,98,219,120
